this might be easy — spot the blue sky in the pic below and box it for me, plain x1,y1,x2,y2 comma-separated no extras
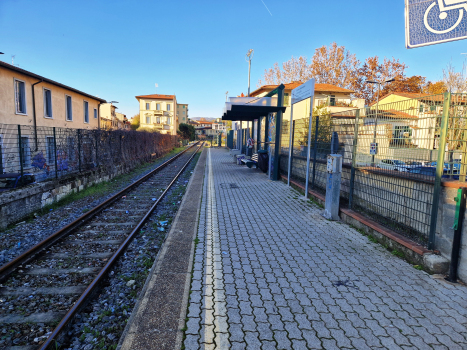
1,0,467,120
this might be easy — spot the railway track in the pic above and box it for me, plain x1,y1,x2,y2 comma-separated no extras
0,142,203,349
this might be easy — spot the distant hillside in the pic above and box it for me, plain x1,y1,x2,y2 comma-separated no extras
190,117,216,122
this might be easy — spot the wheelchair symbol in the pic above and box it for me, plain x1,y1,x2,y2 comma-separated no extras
424,0,467,34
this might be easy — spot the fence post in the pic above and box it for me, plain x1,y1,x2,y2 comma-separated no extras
78,129,82,173
289,120,295,183
53,127,58,179
18,125,23,178
287,103,294,186
348,110,360,209
95,132,99,167
311,115,320,189
428,92,451,250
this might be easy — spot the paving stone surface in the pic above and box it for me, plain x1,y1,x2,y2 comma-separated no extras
184,148,467,349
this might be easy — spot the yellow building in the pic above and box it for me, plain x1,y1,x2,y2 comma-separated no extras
135,94,178,135
177,103,189,125
250,82,365,123
99,103,129,130
0,61,105,129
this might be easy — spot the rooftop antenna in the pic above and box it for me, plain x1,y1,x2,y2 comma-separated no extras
11,55,15,65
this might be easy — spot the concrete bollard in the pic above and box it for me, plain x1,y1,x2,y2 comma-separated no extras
323,154,342,220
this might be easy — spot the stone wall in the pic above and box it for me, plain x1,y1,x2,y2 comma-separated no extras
0,154,159,230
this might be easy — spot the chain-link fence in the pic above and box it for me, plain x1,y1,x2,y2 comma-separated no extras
281,92,467,248
0,123,179,185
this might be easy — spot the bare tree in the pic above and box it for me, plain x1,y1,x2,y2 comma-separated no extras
443,61,467,93
258,56,310,86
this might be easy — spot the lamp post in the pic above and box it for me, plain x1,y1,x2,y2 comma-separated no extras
366,78,395,166
246,49,254,97
245,49,254,155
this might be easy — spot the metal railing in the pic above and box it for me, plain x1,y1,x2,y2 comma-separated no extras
0,123,179,185
281,92,467,248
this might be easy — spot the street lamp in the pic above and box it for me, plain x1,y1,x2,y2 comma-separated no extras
245,49,254,155
245,49,254,97
366,78,395,166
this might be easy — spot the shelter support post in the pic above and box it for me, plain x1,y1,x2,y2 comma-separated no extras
257,118,261,151
272,86,284,180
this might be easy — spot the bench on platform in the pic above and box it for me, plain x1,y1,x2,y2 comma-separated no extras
241,153,258,168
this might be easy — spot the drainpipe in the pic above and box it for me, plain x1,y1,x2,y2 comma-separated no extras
32,79,44,151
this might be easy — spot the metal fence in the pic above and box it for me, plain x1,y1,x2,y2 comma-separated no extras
0,123,179,184
281,92,467,248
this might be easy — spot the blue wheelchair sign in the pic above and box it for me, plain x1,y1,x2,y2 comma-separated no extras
405,0,467,48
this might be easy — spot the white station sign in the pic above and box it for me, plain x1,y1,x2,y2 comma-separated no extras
291,79,315,105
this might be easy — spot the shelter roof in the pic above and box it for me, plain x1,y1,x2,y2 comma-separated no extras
222,105,286,121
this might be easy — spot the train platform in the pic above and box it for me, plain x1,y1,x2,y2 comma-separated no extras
121,147,467,350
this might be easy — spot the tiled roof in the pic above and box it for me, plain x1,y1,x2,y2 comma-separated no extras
135,94,175,100
0,61,106,103
369,92,431,106
366,109,418,119
249,82,354,97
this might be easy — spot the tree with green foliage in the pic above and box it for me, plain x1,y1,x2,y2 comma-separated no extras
130,114,140,130
177,123,196,141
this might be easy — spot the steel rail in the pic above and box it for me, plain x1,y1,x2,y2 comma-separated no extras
39,142,203,349
0,142,200,283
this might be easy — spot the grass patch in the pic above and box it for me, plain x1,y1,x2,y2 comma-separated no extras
391,249,404,258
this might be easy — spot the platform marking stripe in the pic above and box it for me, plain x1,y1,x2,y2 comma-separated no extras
202,149,229,348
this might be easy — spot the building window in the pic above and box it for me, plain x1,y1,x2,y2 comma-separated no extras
19,137,30,167
46,136,55,164
94,108,97,119
283,93,290,106
66,95,72,121
156,103,161,110
183,105,185,108
146,116,150,124
167,117,171,125
183,111,185,115
330,95,336,106
167,104,171,111
84,101,89,123
156,117,160,124
15,79,27,114
146,103,150,110
43,88,53,118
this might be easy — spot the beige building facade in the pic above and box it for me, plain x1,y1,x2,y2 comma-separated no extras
0,61,105,129
135,94,178,135
177,103,189,125
99,103,129,130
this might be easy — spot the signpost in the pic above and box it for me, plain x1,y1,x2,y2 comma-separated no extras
405,0,467,48
370,142,378,155
287,79,315,200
